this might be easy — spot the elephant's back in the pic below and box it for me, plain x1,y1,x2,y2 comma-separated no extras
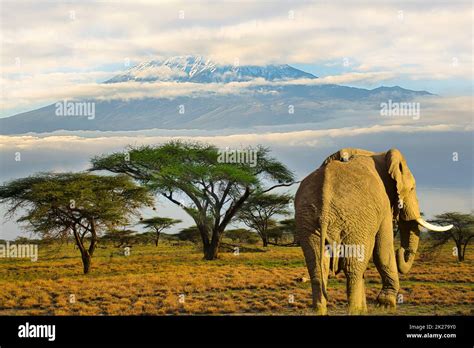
323,156,389,228
296,156,384,206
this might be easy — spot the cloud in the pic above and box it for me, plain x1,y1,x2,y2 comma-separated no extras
0,71,401,113
0,123,470,153
1,1,471,114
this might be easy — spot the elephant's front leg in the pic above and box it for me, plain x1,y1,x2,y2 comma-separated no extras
300,233,329,315
373,215,400,309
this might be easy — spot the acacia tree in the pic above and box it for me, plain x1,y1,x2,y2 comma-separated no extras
138,217,182,246
266,220,284,244
0,173,152,273
103,229,138,248
237,193,292,246
278,218,298,245
225,228,259,244
176,226,201,244
91,141,295,260
428,212,474,262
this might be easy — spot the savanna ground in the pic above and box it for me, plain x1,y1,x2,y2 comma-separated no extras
0,240,472,315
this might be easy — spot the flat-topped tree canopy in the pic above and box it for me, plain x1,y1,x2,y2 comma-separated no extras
90,140,296,260
237,192,292,247
0,172,153,273
138,217,182,246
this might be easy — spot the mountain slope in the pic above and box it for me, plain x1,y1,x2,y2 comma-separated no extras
0,56,432,134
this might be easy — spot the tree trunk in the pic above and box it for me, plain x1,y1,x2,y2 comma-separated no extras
458,242,465,262
73,227,91,274
88,236,97,257
80,237,96,274
203,231,221,260
461,241,470,262
73,219,97,275
81,252,92,274
88,218,98,257
155,232,160,246
262,235,269,247
203,242,220,260
456,241,464,262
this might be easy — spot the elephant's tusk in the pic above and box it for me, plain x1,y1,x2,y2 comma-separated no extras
416,218,453,232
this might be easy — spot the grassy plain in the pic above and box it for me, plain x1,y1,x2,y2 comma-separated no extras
0,240,472,315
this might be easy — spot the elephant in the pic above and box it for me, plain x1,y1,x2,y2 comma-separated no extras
294,148,452,315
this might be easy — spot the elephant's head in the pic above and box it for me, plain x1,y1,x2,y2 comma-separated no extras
385,149,452,274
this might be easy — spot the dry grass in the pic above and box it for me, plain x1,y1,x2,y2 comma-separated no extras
0,241,472,315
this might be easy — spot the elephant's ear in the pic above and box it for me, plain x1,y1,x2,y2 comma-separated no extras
386,148,406,195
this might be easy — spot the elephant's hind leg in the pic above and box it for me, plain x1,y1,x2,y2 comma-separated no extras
373,215,399,309
345,271,368,315
299,232,329,315
343,238,372,314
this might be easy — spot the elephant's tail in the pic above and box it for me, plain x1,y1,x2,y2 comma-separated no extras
319,219,328,301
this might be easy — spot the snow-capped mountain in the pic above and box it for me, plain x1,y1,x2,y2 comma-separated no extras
105,55,317,83
0,56,433,134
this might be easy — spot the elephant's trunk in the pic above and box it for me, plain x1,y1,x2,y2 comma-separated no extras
396,247,416,274
396,218,453,274
396,220,420,275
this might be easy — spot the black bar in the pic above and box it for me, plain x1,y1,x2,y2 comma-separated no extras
0,315,472,346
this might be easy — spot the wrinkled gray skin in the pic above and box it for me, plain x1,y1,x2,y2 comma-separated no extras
295,148,426,315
